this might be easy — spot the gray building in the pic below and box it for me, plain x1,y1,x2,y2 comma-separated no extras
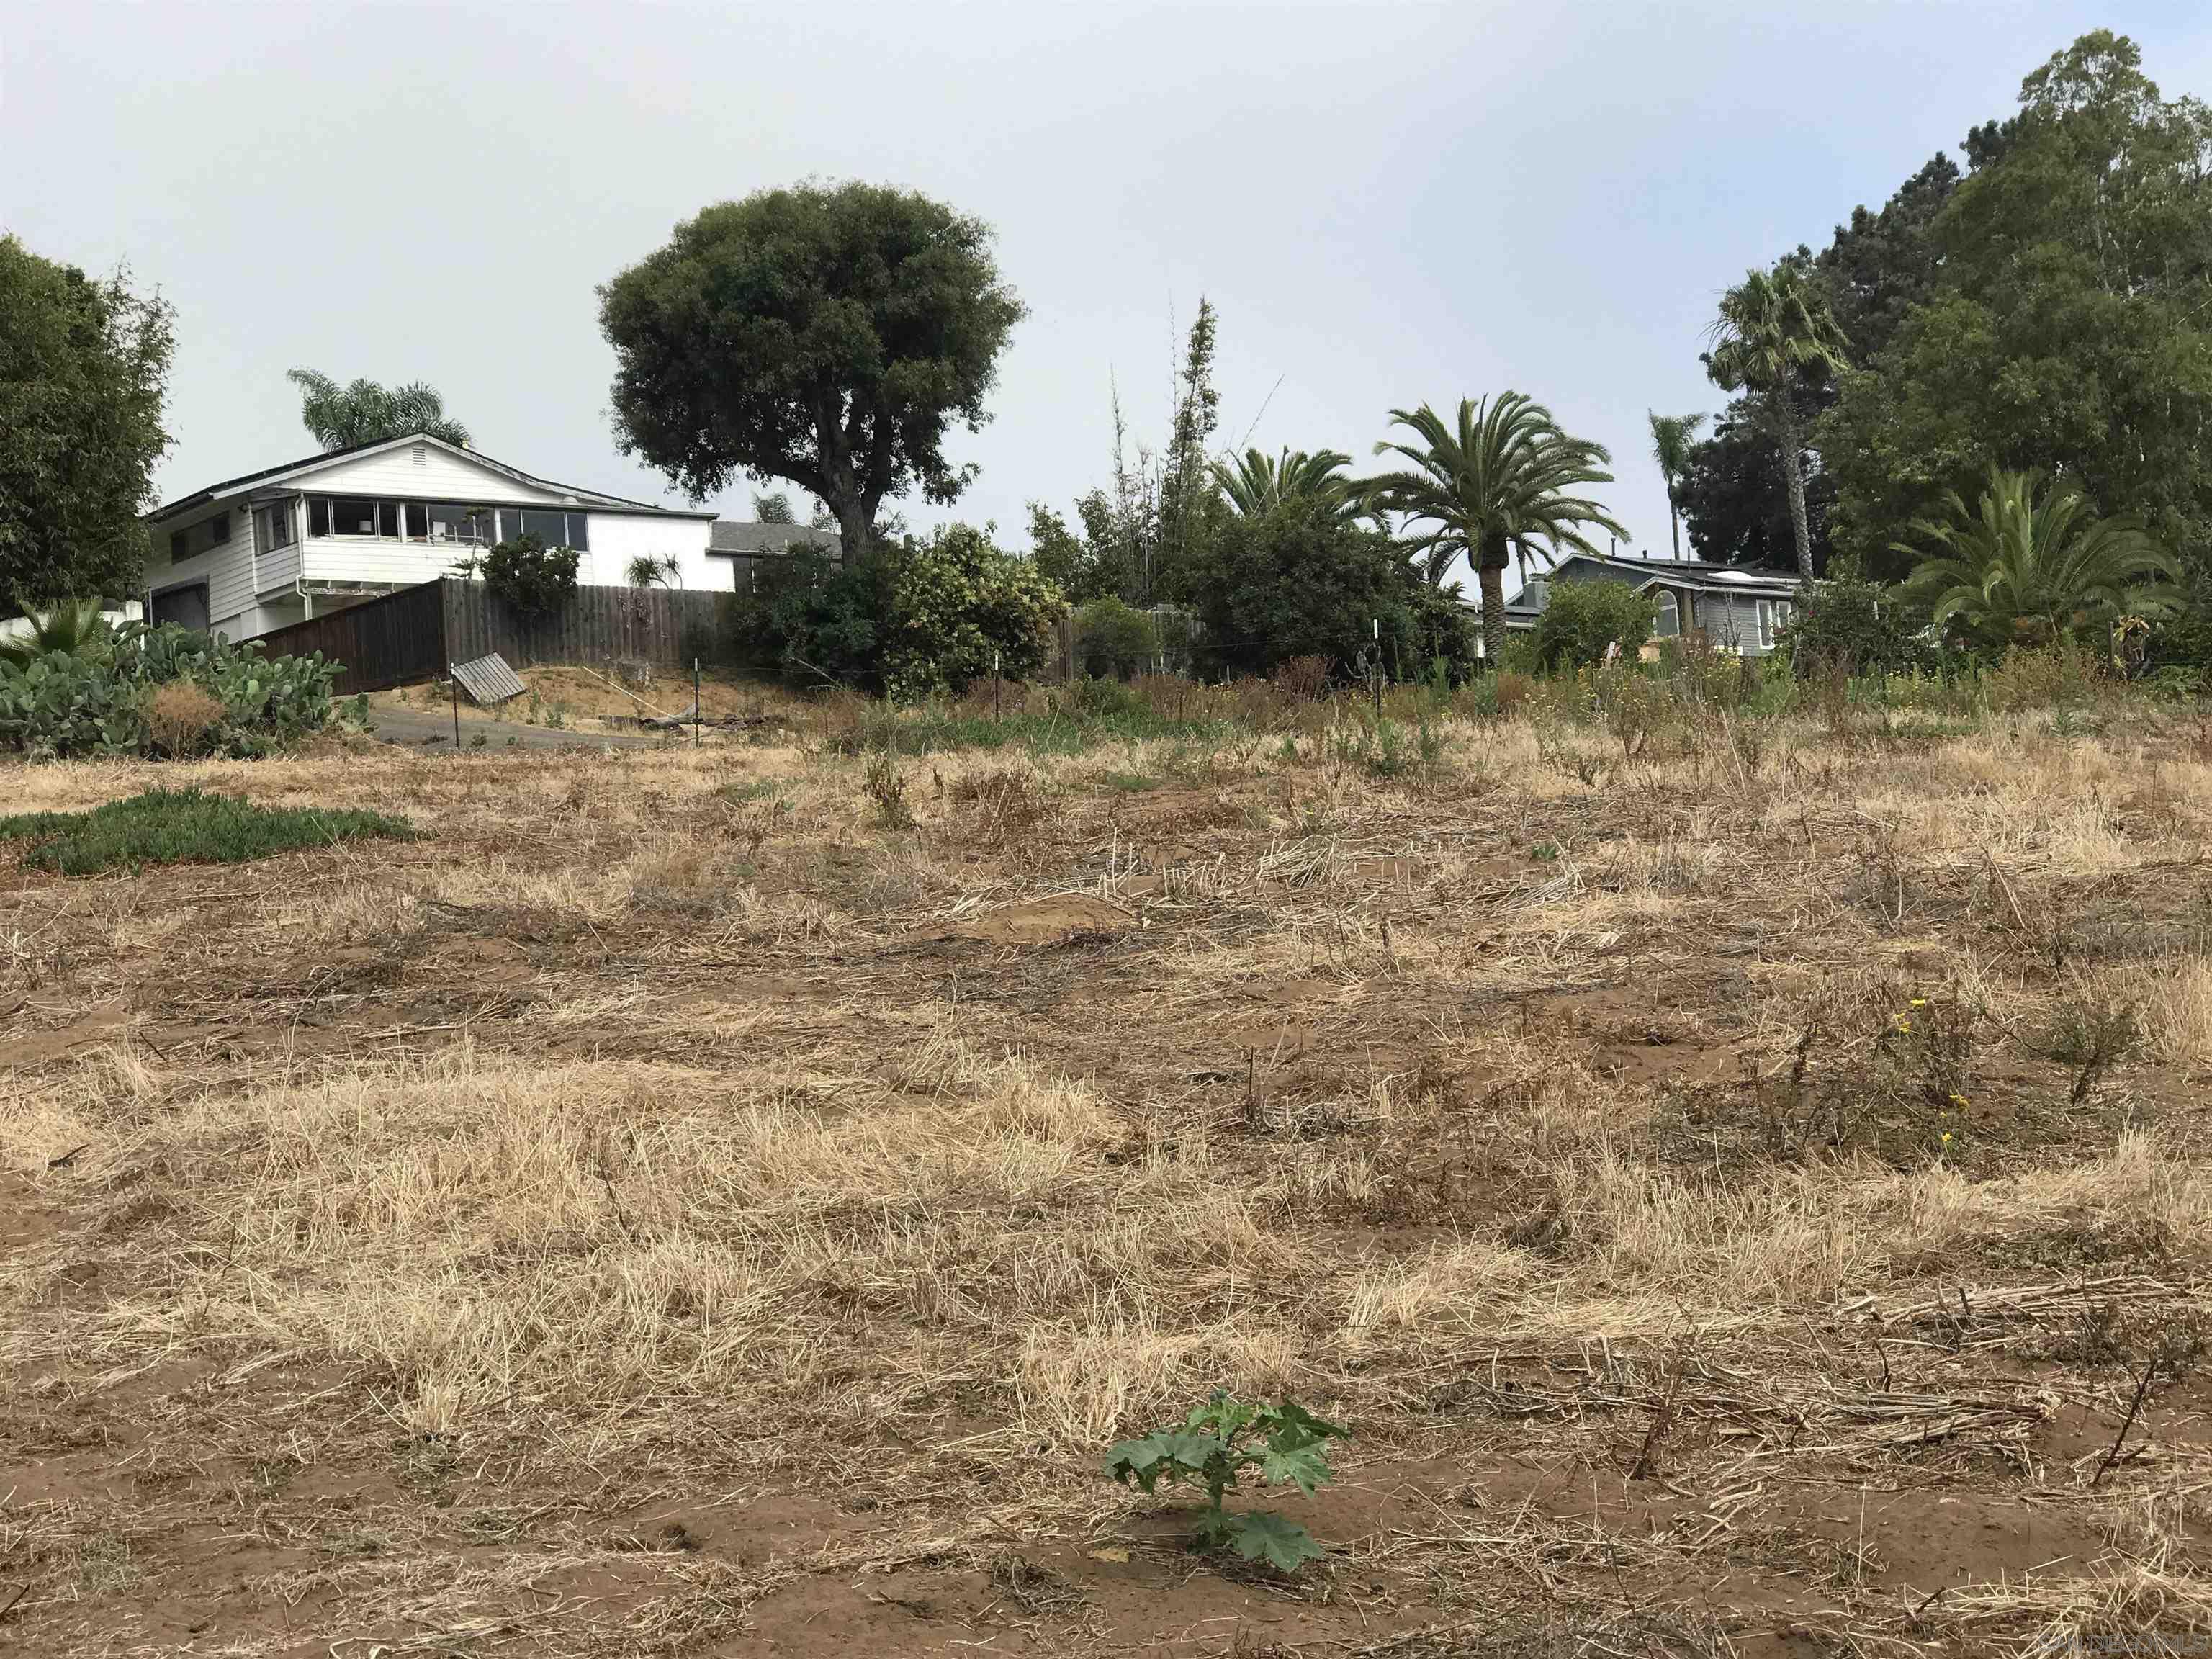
1506,553,1803,656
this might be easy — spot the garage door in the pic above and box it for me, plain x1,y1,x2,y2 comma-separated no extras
151,583,209,631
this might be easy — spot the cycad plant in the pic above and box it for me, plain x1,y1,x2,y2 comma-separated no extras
1365,394,1626,661
1704,264,1849,579
1212,447,1370,526
0,599,113,670
1895,467,2182,649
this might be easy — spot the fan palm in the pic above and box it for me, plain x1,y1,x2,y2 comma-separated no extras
1895,467,2182,648
1212,447,1368,526
1366,394,1627,661
1647,410,1707,562
1703,265,1849,579
0,599,112,669
287,367,472,451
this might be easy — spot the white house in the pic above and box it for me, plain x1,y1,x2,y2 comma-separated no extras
143,433,724,642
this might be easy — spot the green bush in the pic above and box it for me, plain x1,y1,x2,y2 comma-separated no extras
1779,557,1934,676
1532,579,1655,670
0,788,415,875
884,523,1064,700
724,525,1064,700
481,533,581,616
1075,595,1158,678
0,621,337,759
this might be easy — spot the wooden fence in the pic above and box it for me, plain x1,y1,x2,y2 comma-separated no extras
252,579,732,696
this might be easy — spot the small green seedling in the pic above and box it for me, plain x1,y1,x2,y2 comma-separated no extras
1103,1393,1346,1572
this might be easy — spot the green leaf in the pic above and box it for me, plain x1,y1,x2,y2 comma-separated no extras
1256,1442,1333,1496
1226,1510,1323,1573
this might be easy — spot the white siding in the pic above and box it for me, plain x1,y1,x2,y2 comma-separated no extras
299,442,572,505
583,512,720,589
251,495,303,595
304,537,472,589
148,505,257,628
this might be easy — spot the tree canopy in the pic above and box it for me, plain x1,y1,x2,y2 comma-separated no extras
598,181,1025,567
287,368,470,450
1366,394,1625,660
0,236,174,611
1820,32,2212,575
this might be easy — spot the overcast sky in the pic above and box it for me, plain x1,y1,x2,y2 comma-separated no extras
7,1,2211,581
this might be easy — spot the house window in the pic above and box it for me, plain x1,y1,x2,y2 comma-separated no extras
258,503,296,552
376,501,401,539
310,498,330,537
426,503,495,544
404,503,430,541
1653,590,1681,638
1755,599,1792,650
328,496,378,536
166,514,232,562
516,508,590,549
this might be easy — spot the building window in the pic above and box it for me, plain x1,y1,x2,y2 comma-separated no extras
426,503,495,544
258,503,296,552
1653,590,1681,638
328,496,379,536
404,503,429,541
516,508,589,549
1755,599,1792,650
166,513,233,562
310,498,330,537
376,501,401,539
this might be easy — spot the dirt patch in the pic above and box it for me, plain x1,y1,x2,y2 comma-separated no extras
944,893,1130,945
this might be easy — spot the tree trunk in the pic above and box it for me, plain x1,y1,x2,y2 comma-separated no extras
1668,487,1682,562
1479,534,1509,665
832,496,873,568
1774,393,1813,580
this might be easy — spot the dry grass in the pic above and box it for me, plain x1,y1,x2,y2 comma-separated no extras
5,696,2212,1655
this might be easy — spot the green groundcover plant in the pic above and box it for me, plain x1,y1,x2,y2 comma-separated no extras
0,788,416,875
1104,1393,1348,1572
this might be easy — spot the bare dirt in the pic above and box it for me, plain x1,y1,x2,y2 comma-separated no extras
5,703,2212,1655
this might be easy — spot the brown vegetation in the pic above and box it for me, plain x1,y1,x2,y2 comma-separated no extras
4,696,2212,1655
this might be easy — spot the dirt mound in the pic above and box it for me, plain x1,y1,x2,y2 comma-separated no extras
950,894,1128,945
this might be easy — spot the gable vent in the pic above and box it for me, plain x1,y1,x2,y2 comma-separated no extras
411,441,427,467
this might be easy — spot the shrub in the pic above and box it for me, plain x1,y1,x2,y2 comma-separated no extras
0,788,416,875
1779,557,1933,677
1986,641,2104,711
1532,578,1655,670
143,681,225,757
0,621,337,759
1075,595,1158,678
481,533,581,616
884,523,1064,700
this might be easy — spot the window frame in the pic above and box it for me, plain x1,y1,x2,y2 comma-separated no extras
1653,590,1681,639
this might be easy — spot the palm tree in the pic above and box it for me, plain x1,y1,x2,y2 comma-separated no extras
1703,265,1849,580
1647,410,1707,562
1211,447,1367,525
287,368,472,451
1895,467,2182,649
1366,395,1627,661
0,599,112,670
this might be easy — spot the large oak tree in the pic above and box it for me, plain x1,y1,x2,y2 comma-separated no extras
598,183,1024,565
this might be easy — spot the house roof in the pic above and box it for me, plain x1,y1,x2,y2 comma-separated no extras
148,433,719,523
707,521,841,556
1510,552,1801,606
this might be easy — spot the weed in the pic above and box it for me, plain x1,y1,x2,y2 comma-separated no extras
2041,997,2141,1102
1105,1393,1347,1573
864,750,913,829
0,788,417,875
143,681,225,757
